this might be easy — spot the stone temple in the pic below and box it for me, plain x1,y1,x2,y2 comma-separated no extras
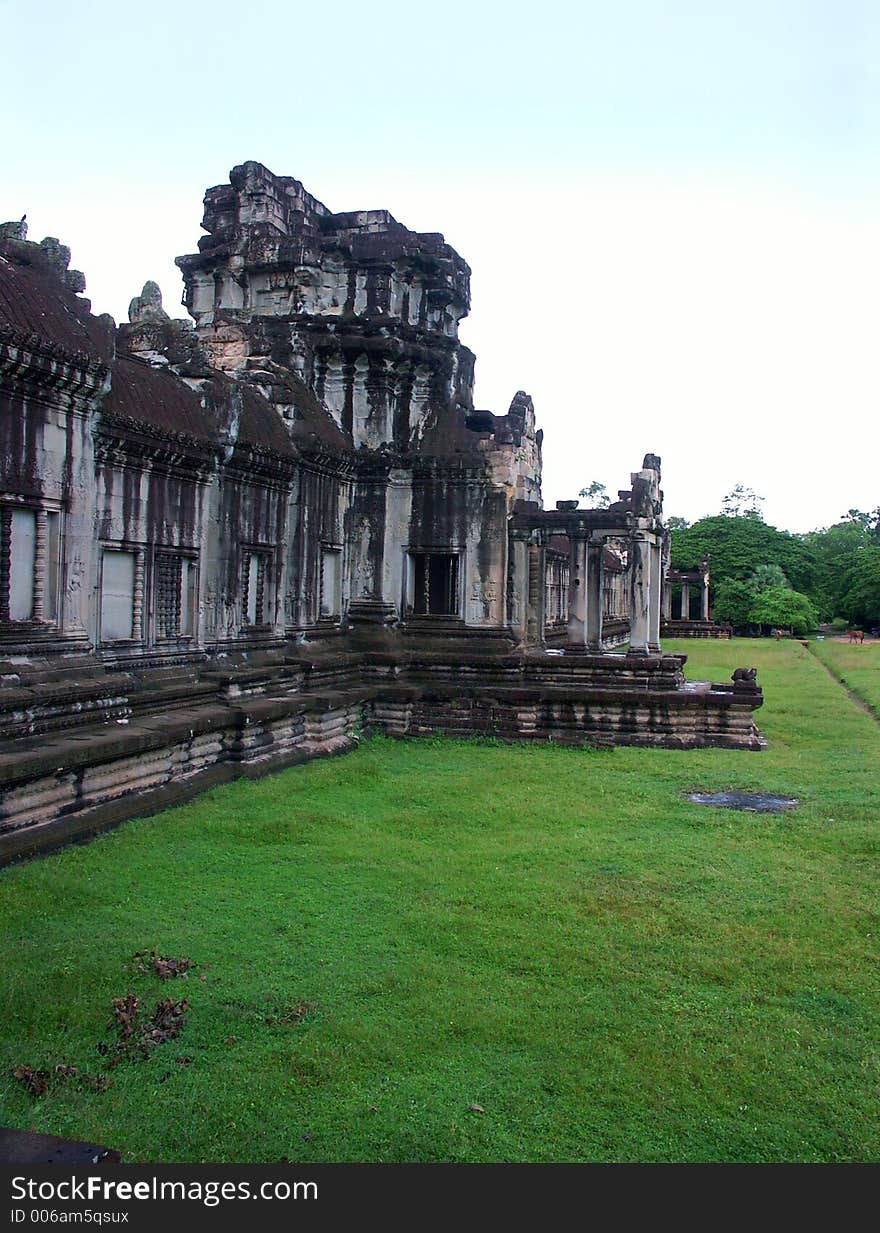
0,162,763,861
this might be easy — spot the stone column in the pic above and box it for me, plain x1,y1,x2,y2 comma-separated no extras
628,530,651,654
526,540,546,646
662,578,672,622
508,531,530,645
567,532,589,646
702,576,710,621
32,508,47,622
585,538,603,651
680,581,691,621
132,549,146,642
0,506,11,622
648,538,662,651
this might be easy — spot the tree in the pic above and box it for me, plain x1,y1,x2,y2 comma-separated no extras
842,508,880,540
721,484,765,521
712,579,756,629
666,515,690,531
838,546,880,627
803,517,878,620
749,586,818,637
749,563,790,592
670,515,816,596
578,481,610,509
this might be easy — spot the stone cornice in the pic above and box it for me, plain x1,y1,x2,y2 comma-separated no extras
94,414,214,480
0,324,110,407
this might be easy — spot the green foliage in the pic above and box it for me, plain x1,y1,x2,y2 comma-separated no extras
838,548,880,628
672,508,880,626
711,579,756,628
670,515,816,595
666,515,690,531
749,586,818,636
749,564,790,592
804,518,880,625
578,480,610,509
841,508,880,539
3,641,880,1163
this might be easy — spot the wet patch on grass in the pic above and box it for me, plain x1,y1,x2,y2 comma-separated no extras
686,791,799,813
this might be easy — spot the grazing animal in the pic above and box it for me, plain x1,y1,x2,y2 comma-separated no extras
848,629,865,644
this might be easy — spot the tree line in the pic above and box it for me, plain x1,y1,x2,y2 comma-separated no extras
667,487,880,636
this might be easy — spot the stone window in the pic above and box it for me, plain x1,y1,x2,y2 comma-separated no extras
0,505,62,624
154,552,197,640
545,555,569,627
320,547,341,618
100,549,137,642
408,552,460,617
603,575,613,618
242,548,273,626
604,571,625,619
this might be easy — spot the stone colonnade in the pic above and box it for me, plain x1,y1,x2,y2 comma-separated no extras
509,455,665,654
509,524,664,652
662,560,711,623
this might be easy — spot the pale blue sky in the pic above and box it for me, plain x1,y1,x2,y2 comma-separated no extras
3,0,878,530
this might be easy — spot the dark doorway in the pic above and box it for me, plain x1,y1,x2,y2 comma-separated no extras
412,552,459,616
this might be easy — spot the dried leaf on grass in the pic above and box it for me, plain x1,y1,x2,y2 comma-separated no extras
112,993,141,1041
11,1063,113,1097
132,950,193,980
12,985,190,1100
79,1073,113,1092
266,1000,318,1027
144,998,189,1046
11,1065,50,1096
110,993,188,1061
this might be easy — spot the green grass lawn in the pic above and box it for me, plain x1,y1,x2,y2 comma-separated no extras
1,638,878,1163
811,637,880,718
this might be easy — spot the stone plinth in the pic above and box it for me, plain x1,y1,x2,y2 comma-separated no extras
0,640,763,864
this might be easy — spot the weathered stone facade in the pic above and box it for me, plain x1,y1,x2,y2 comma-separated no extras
0,167,762,862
